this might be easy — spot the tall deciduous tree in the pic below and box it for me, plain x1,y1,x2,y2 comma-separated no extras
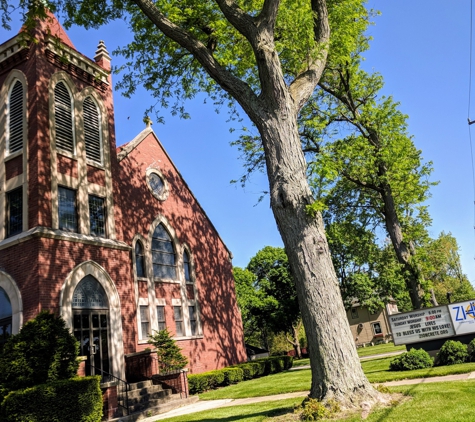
306,61,435,310
5,0,383,405
245,246,302,358
418,232,475,305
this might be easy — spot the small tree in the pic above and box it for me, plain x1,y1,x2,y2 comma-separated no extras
0,311,79,391
148,329,188,373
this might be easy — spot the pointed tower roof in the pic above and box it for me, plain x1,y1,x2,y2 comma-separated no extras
23,9,75,49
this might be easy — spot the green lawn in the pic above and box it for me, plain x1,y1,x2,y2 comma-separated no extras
357,342,406,358
362,357,475,383
162,380,475,422
292,342,406,367
199,357,475,400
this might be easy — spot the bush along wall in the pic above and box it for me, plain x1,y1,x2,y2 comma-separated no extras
0,376,103,422
188,355,293,395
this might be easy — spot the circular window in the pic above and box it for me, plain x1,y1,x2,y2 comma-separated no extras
147,169,169,201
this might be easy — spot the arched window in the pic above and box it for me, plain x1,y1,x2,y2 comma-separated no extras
135,241,145,278
0,287,12,349
7,80,24,154
83,96,102,163
183,250,191,282
54,81,74,154
152,224,176,279
72,275,108,309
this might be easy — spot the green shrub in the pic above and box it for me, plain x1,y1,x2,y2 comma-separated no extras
437,340,468,366
468,338,475,362
0,311,79,391
206,370,225,389
249,360,266,377
237,363,255,380
297,398,340,421
188,356,293,395
222,368,243,385
188,373,209,395
148,329,188,373
1,376,102,422
389,348,433,371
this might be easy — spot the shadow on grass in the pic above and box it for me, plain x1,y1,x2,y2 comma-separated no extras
370,383,419,422
180,405,295,422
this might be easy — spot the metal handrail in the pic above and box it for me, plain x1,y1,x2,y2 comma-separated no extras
86,363,130,416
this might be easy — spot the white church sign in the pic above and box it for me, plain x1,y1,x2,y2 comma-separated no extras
389,305,455,345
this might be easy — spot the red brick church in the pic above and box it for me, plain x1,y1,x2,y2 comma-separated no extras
0,11,246,383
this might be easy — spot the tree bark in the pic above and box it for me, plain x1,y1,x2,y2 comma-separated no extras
380,184,425,309
256,111,377,404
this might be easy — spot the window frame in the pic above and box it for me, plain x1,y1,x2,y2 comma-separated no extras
88,194,106,237
151,223,177,280
83,96,103,165
173,306,184,337
351,307,358,319
134,240,146,278
156,305,166,332
6,186,23,238
139,305,150,341
7,79,24,155
58,186,78,232
54,81,76,156
371,322,383,336
188,305,198,336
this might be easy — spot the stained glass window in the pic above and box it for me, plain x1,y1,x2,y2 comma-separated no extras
72,276,108,309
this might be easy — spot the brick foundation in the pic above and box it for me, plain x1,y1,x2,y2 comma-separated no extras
152,370,189,398
125,350,159,383
101,384,118,421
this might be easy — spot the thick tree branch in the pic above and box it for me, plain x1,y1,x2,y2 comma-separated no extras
289,0,330,112
256,0,281,33
130,0,260,116
214,0,257,40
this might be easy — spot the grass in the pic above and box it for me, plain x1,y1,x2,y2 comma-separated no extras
357,342,406,358
362,357,475,383
199,369,311,400
162,380,475,422
292,342,406,367
336,381,475,421
199,357,475,400
157,397,303,421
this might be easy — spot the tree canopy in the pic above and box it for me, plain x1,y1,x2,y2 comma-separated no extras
234,246,304,357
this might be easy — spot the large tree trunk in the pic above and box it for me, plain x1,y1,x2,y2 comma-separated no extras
380,184,425,309
258,113,378,404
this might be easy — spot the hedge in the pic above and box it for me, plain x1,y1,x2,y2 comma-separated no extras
1,376,102,422
188,355,293,394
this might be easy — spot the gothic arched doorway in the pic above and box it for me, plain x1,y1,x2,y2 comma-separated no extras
72,275,110,377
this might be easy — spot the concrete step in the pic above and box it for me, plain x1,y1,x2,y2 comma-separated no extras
120,388,173,406
124,385,169,402
128,380,154,391
127,393,179,414
110,396,200,422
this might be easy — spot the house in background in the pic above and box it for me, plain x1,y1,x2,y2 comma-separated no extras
346,300,398,346
0,9,246,388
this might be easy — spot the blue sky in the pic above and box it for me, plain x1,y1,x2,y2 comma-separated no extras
2,1,475,282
